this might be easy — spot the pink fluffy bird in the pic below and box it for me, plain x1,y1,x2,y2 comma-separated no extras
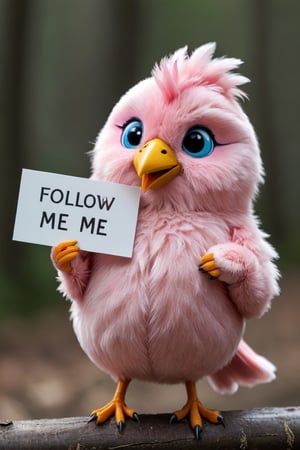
51,43,280,438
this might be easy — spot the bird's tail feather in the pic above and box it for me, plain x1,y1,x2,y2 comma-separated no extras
207,339,276,394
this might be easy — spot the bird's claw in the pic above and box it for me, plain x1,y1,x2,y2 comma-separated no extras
88,413,98,423
52,240,80,272
199,252,221,279
171,412,203,440
218,414,225,427
171,382,222,440
132,412,140,423
89,414,126,432
118,421,125,432
169,414,178,424
117,413,139,431
171,401,223,440
194,424,202,440
89,400,137,431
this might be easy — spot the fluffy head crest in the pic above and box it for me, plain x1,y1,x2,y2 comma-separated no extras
152,42,249,102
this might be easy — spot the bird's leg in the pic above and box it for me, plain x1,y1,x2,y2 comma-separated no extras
89,379,138,431
171,381,223,439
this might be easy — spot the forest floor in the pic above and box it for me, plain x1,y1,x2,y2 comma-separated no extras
1,269,299,422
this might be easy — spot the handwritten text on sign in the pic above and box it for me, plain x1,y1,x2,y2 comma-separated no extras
13,169,141,257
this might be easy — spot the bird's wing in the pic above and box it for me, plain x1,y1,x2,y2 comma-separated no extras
206,339,276,394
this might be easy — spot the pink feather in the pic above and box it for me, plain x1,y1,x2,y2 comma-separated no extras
207,339,276,394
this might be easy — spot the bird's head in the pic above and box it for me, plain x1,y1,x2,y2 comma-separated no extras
91,43,263,214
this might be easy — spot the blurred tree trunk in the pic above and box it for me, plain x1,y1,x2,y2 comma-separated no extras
105,0,144,102
250,0,284,242
0,0,29,278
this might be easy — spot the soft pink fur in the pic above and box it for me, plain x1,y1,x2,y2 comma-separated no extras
52,43,280,393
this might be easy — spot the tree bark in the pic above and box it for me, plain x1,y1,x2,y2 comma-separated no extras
0,407,299,450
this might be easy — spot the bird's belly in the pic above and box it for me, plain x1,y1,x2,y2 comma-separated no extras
72,260,243,383
71,216,244,383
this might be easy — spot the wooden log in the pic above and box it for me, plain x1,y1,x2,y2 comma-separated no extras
0,407,299,450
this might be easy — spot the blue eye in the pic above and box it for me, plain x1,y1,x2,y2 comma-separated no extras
182,126,215,158
121,119,143,149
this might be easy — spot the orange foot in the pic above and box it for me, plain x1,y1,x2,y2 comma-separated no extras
170,381,224,439
88,379,139,431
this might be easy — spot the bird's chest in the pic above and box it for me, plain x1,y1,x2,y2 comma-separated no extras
87,211,229,314
133,211,228,275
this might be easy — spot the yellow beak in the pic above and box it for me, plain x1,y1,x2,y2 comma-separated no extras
133,138,181,192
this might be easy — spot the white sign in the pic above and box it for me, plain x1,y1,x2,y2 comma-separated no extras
13,169,141,258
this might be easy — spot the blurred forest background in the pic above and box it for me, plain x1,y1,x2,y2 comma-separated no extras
0,0,299,421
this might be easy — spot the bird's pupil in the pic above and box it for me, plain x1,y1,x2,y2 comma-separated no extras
128,127,142,146
185,132,204,153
